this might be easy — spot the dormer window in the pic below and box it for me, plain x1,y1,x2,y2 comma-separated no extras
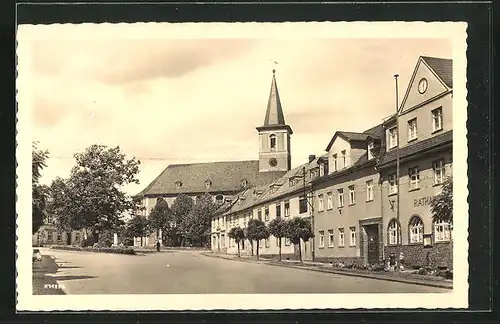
332,154,338,171
289,178,295,187
175,181,182,188
388,126,398,149
241,178,248,188
367,141,375,160
205,180,212,189
269,134,277,152
341,150,347,168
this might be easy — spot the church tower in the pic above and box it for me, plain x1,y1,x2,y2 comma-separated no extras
256,69,293,173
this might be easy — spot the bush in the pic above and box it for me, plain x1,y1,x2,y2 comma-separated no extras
51,245,135,255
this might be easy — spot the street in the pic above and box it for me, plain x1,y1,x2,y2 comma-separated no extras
37,248,450,294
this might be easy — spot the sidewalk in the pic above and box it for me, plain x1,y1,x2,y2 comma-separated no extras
32,255,66,295
203,252,453,290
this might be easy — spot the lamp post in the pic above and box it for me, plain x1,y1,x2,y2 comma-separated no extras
302,167,315,262
394,73,401,272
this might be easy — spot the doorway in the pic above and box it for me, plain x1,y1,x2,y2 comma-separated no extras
365,224,380,264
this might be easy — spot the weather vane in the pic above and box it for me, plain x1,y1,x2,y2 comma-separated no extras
270,59,279,73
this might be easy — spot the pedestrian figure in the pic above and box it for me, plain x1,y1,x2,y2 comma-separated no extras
156,240,160,252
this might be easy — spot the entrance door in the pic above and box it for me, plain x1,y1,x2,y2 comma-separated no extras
366,224,379,264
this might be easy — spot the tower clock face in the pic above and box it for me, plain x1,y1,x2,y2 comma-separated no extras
269,158,278,167
418,78,428,94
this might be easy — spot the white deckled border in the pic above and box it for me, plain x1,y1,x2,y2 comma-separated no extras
16,21,469,311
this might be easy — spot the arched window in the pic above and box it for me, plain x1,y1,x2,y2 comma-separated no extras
175,181,182,188
387,219,401,245
216,194,224,204
205,180,212,189
241,178,248,188
434,220,451,242
269,134,277,151
409,215,424,244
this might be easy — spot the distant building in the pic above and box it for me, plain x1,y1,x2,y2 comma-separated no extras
32,210,84,247
135,70,291,247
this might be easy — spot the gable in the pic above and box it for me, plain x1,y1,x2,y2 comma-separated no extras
400,58,449,114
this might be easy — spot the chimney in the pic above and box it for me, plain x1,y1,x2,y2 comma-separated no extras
308,154,316,163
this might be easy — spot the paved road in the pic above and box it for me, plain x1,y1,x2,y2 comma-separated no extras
39,248,450,294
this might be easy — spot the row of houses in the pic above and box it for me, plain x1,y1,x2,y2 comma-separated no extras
210,56,453,269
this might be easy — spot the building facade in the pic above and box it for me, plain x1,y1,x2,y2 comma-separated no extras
32,213,85,247
210,55,454,270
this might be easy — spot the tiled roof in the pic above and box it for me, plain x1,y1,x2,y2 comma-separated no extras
136,160,286,197
312,152,374,185
224,155,327,215
377,130,453,167
325,122,384,151
421,56,453,89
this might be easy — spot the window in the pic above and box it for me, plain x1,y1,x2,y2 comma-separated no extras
434,221,451,242
47,231,53,242
216,195,224,204
276,237,280,247
339,228,345,247
285,237,291,246
318,194,324,212
284,201,290,217
332,154,338,171
367,141,375,160
319,163,325,176
433,159,445,185
409,167,420,190
341,150,347,168
257,210,262,221
388,173,398,195
327,192,333,210
337,189,344,207
270,134,277,151
366,180,374,201
264,207,269,221
46,215,53,225
310,169,318,179
432,107,443,132
388,219,401,245
409,216,424,244
348,185,355,205
299,198,308,214
407,118,418,141
289,178,295,187
276,203,281,218
205,180,212,189
175,181,182,188
318,230,325,248
389,127,398,149
74,233,80,243
265,238,270,248
241,179,248,187
349,227,357,246
57,233,62,242
328,230,334,247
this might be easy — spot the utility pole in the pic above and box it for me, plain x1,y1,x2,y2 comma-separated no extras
394,73,401,272
302,166,315,261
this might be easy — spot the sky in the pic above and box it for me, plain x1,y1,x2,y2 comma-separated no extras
18,23,453,196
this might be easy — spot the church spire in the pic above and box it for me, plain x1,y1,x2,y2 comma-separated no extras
263,69,286,127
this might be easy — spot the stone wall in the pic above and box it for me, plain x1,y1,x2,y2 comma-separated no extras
385,241,453,269
315,256,363,265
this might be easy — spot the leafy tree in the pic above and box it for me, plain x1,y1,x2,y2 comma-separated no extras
126,215,149,246
32,141,49,233
148,198,173,244
285,217,314,263
170,194,194,246
431,175,453,224
247,219,269,260
57,145,141,242
228,226,245,257
268,217,288,261
182,194,217,247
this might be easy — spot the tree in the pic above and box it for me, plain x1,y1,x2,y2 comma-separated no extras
148,198,173,244
228,226,245,257
268,217,288,261
247,219,269,260
182,194,217,247
285,217,314,263
57,145,141,242
431,175,453,224
170,194,194,246
126,215,149,246
32,141,49,233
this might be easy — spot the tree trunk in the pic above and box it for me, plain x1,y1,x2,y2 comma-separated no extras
256,240,260,260
298,240,302,263
279,237,282,261
237,242,240,257
250,241,254,256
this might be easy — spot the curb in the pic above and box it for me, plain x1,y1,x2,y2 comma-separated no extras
202,253,452,290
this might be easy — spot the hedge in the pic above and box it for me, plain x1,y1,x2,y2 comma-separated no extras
50,245,136,255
